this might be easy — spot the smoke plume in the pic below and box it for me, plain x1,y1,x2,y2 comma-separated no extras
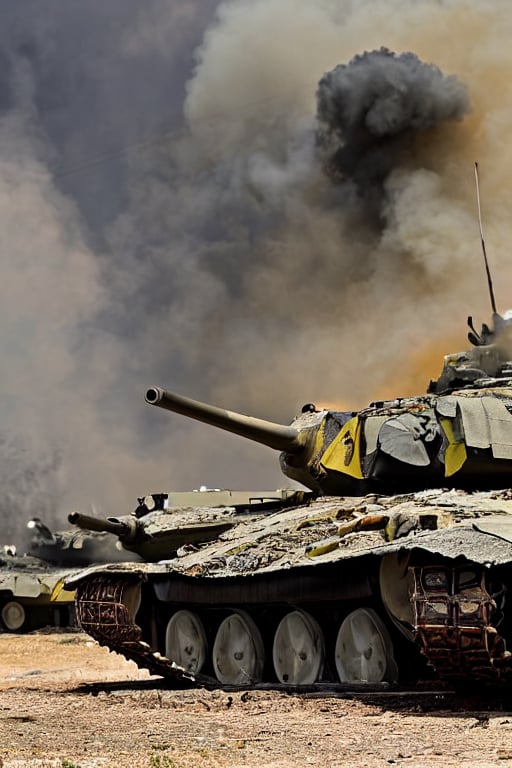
1,0,512,545
316,48,470,217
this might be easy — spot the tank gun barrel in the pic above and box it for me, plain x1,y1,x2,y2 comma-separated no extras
68,512,138,543
145,386,306,454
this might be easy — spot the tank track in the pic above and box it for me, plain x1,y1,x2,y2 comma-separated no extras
74,575,204,686
76,569,512,688
411,565,512,683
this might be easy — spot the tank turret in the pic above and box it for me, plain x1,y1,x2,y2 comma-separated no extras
67,489,306,562
67,509,231,562
145,311,512,496
26,516,143,567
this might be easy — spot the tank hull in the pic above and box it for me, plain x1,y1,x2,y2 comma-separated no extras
67,488,512,688
0,556,76,632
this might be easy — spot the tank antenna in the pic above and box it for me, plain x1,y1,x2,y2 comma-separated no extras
474,161,497,314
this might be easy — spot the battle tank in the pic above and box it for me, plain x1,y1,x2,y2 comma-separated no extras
0,517,142,632
66,309,512,689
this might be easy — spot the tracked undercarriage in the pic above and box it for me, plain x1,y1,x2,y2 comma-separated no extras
67,488,512,688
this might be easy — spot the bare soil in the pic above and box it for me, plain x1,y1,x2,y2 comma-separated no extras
1,632,512,768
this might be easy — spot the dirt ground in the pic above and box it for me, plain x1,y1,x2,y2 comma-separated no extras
2,632,512,768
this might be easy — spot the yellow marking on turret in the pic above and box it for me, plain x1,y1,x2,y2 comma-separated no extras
319,416,364,479
440,417,467,476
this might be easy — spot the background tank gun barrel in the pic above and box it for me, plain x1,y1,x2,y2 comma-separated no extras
68,512,138,543
145,386,305,454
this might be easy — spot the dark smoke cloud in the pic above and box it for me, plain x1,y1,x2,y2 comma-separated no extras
316,48,470,215
0,0,220,545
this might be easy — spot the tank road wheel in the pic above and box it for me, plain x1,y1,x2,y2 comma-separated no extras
272,609,324,685
1,600,26,632
212,611,264,685
165,610,207,675
379,553,415,640
335,607,398,683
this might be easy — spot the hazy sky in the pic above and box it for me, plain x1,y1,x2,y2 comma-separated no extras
1,0,512,544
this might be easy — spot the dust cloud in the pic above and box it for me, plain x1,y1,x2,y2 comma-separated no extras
1,0,512,545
